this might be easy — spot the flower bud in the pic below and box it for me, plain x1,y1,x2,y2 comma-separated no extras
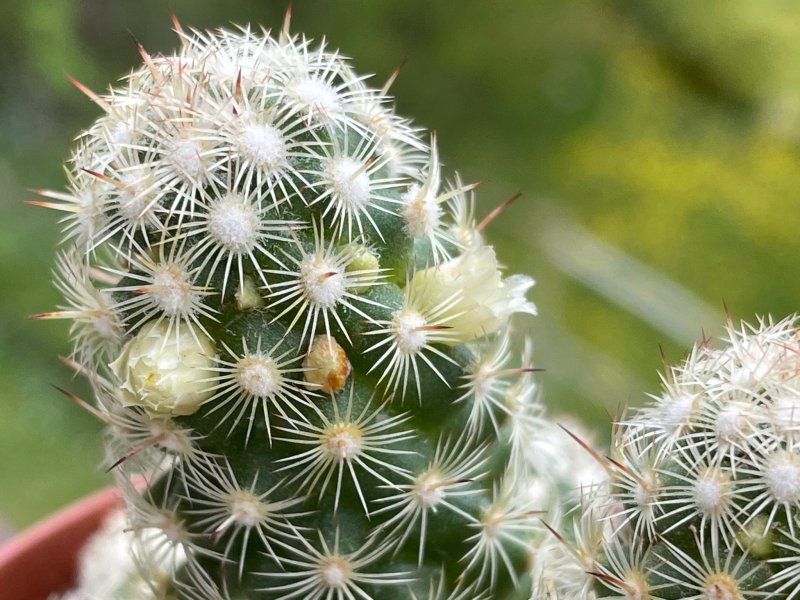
408,244,536,343
110,321,215,416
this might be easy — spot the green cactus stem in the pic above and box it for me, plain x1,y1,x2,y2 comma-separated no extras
34,13,591,600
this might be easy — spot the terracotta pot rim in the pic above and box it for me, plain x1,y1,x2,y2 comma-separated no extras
0,486,122,600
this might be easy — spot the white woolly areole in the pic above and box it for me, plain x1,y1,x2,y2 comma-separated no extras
766,453,800,503
377,139,406,179
392,308,428,355
324,423,363,461
415,470,446,508
237,355,282,398
633,471,659,511
408,244,536,344
290,77,340,115
327,157,371,209
402,183,441,238
772,392,800,434
208,46,265,81
659,393,696,432
237,122,286,170
319,556,352,589
92,296,121,339
227,491,269,527
624,574,649,600
147,419,194,455
108,118,137,147
208,194,260,254
472,362,496,399
118,166,158,226
715,402,750,442
110,320,215,416
169,137,206,180
74,186,107,242
692,469,729,515
728,342,783,389
150,263,198,316
300,255,345,308
481,506,505,539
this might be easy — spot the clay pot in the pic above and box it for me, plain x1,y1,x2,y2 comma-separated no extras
0,486,121,600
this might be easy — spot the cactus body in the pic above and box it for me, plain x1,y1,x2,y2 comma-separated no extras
558,316,800,599
39,21,564,600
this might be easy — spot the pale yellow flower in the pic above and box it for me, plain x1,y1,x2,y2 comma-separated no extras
407,244,536,344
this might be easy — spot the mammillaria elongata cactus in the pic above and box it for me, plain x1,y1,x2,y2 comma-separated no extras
34,14,570,600
554,316,800,599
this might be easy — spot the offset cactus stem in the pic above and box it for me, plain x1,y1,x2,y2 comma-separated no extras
555,316,800,600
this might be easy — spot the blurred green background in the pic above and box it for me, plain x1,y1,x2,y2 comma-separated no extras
3,0,800,530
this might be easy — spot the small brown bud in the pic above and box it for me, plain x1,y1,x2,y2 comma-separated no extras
303,335,350,394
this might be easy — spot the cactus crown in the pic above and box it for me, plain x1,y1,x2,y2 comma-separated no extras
39,16,557,600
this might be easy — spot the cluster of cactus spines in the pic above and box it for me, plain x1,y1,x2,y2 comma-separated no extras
551,315,800,599
33,13,576,599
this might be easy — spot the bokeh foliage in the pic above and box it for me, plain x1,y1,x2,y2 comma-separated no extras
3,0,800,528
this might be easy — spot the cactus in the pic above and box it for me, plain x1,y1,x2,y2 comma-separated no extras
34,14,571,600
553,315,800,599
